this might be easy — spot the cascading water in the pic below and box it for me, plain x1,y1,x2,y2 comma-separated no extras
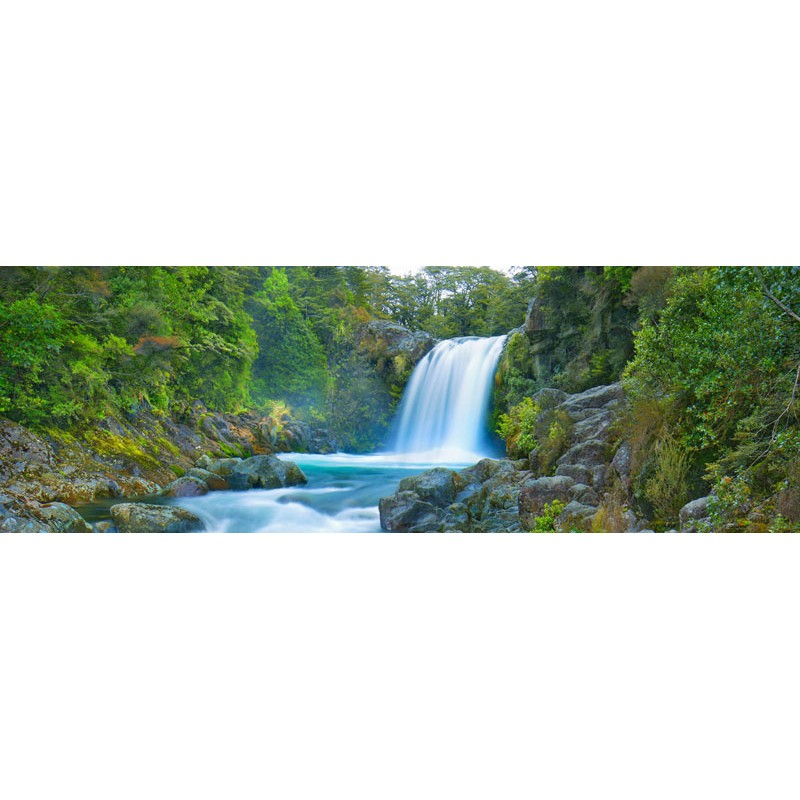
168,334,508,531
390,334,508,462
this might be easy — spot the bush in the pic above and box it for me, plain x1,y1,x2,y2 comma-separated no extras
643,433,690,527
531,500,567,532
496,397,540,459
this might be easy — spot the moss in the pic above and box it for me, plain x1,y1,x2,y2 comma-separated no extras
170,464,186,478
86,430,160,470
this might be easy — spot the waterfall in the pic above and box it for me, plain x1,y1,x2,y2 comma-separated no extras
390,335,507,462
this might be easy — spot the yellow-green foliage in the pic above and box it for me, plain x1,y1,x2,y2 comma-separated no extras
644,433,690,526
537,410,574,475
496,397,540,459
531,500,566,532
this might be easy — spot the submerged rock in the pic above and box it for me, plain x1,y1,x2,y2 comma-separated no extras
110,503,205,533
228,455,307,491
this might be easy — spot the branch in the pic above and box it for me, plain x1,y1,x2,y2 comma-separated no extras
753,266,800,324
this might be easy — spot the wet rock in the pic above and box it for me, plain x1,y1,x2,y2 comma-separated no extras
398,468,460,507
229,455,307,491
441,503,470,532
111,503,205,533
379,492,441,532
187,467,229,491
160,475,209,498
35,503,93,533
203,457,243,477
94,520,116,533
679,496,712,532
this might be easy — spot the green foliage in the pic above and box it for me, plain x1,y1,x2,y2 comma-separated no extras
531,500,567,532
496,397,540,459
643,433,691,527
623,265,800,530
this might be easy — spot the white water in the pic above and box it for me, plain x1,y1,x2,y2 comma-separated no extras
170,336,508,532
389,335,507,463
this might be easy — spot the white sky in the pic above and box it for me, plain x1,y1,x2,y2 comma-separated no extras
383,265,515,276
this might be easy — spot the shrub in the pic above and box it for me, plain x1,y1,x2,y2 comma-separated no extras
531,500,567,532
643,433,690,527
496,397,540,459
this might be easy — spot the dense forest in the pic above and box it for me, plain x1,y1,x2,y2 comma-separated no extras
0,266,534,450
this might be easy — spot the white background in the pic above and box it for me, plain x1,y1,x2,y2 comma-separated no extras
2,1,800,798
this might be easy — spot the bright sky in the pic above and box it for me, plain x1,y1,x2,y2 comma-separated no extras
383,265,515,276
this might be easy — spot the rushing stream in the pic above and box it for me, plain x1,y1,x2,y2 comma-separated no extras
170,335,507,532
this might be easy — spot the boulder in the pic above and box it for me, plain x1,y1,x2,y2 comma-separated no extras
679,496,712,532
611,441,633,490
398,468,460,507
379,492,441,532
161,475,209,498
441,503,470,532
110,503,205,533
568,483,600,506
554,501,598,532
229,455,307,491
35,503,92,533
518,475,575,529
557,439,609,470
204,457,243,477
188,467,229,491
561,383,625,414
572,409,616,442
555,464,592,485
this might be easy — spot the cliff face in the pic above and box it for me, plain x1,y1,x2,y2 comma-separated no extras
494,267,640,419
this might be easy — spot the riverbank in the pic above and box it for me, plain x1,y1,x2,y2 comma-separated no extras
0,404,336,532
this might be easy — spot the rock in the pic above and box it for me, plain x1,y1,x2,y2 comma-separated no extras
621,510,639,533
35,503,93,533
161,475,209,498
187,467,229,491
611,442,633,489
561,383,625,414
110,503,205,533
555,464,592,485
441,503,470,532
379,492,441,532
94,520,115,533
572,409,616,442
518,475,575,529
557,439,609,469
229,455,307,491
568,483,600,506
554,501,598,532
590,464,609,491
204,457,243,477
679,496,712,532
398,468,460,507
